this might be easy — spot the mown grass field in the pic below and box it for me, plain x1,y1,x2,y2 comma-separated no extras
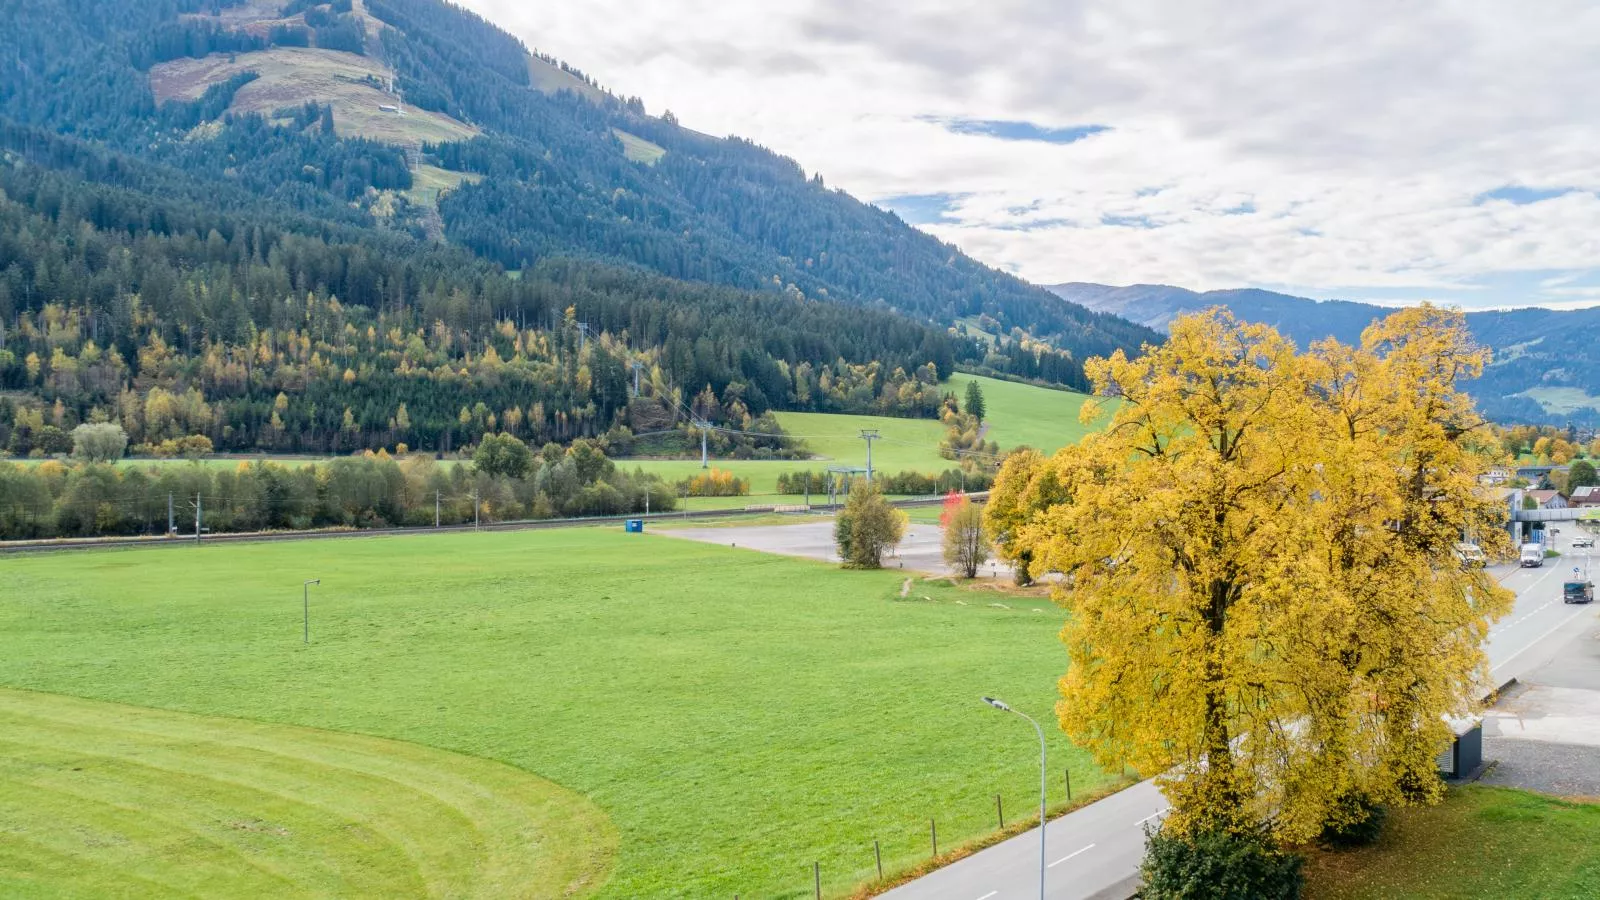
0,688,614,899
0,529,1112,898
1303,785,1600,898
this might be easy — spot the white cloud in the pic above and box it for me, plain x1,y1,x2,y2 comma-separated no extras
459,0,1600,309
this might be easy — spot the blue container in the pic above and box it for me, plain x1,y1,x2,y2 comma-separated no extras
625,519,644,533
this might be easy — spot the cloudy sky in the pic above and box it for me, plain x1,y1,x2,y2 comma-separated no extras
461,0,1600,309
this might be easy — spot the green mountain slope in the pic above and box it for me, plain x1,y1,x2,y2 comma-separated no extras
0,0,1155,459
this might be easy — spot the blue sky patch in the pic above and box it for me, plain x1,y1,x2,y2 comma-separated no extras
878,192,964,225
1101,213,1157,228
1477,185,1575,205
931,117,1110,144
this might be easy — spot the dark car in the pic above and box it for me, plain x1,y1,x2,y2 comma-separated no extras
1564,581,1595,604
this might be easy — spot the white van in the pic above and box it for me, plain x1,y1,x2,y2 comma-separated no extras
1520,542,1545,567
1453,543,1486,568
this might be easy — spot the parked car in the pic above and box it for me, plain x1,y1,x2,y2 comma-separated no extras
1564,581,1595,604
1521,543,1545,567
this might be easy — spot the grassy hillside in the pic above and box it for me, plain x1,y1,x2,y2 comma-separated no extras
0,687,614,898
947,374,1100,452
611,128,666,165
150,46,479,146
0,529,1115,898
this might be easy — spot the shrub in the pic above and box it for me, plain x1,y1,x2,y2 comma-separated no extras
1318,793,1387,849
1139,827,1303,900
834,479,905,569
679,468,749,497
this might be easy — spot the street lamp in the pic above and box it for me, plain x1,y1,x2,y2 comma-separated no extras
303,579,320,644
983,696,1046,899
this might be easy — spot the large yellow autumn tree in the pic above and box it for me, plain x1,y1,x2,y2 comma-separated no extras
988,307,1512,841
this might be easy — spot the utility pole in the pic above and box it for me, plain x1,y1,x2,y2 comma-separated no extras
435,490,441,528
472,489,480,530
694,419,710,469
860,430,880,481
167,492,174,536
189,493,202,543
631,360,644,398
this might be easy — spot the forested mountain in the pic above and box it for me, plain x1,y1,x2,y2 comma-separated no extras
1049,282,1600,425
0,0,1156,460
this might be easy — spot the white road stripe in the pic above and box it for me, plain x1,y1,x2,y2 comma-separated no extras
1047,843,1096,868
1133,806,1171,827
1492,605,1597,674
974,892,998,900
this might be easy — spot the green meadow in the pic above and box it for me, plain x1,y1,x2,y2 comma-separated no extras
0,528,1115,898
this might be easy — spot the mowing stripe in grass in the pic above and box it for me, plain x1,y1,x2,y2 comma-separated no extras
0,688,618,899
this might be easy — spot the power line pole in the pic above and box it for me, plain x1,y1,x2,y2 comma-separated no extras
435,490,441,528
860,430,880,482
631,360,644,398
472,489,480,530
167,492,174,536
191,493,202,543
694,419,710,469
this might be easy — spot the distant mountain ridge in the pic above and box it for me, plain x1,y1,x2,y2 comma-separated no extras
1046,282,1600,425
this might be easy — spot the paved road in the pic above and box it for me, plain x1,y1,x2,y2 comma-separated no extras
667,518,1018,580
881,537,1600,900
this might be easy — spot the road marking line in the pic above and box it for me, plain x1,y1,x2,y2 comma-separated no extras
974,892,998,900
1047,843,1096,868
1492,605,1598,674
1133,806,1171,827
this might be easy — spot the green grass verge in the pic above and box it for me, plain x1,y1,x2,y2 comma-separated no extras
0,687,615,898
0,528,1108,898
1303,785,1600,899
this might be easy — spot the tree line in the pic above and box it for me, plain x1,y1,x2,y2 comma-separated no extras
0,436,674,540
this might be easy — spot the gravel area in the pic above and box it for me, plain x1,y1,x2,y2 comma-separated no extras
1481,736,1600,797
1479,622,1600,797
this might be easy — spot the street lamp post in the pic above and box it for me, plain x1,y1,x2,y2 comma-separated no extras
984,696,1046,900
303,579,320,644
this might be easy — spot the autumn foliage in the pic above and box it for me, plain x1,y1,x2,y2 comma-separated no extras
989,306,1514,843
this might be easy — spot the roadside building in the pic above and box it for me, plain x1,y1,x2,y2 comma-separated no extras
1570,485,1600,508
1480,465,1514,486
1525,489,1568,510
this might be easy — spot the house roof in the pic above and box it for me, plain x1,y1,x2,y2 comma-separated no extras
1527,489,1562,504
1572,485,1600,501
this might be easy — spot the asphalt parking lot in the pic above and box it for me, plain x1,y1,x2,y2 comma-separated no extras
664,516,1018,580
